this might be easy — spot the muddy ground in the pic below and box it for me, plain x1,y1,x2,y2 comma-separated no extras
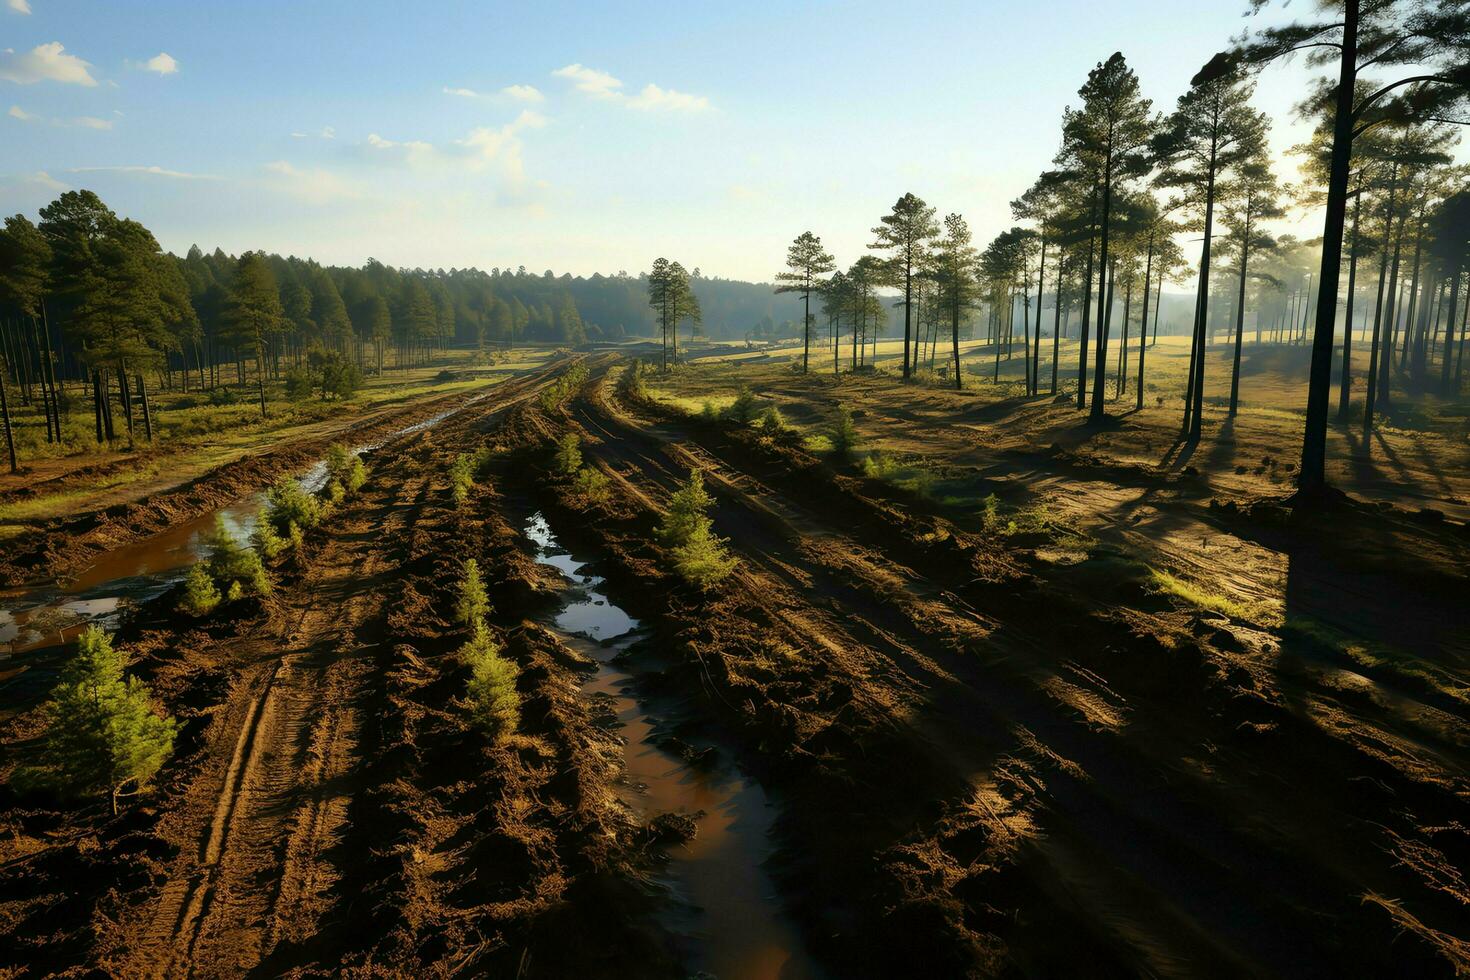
1,353,1467,978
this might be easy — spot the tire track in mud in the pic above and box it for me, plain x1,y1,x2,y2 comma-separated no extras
556,362,1470,976
130,469,430,979
121,362,572,979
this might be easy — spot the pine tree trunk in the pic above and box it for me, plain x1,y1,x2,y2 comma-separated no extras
1052,257,1065,396
1077,216,1098,410
92,370,104,443
1230,221,1252,417
1188,162,1218,443
0,367,16,473
1337,192,1362,422
1297,0,1357,492
137,374,154,442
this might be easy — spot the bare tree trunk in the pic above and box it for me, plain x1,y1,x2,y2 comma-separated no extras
0,367,16,473
1229,220,1252,417
1337,192,1362,422
137,374,154,442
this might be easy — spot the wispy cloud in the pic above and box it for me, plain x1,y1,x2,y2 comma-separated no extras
136,52,178,75
553,63,623,99
502,84,543,102
7,0,32,15
9,104,115,129
444,83,545,104
7,170,68,193
627,83,709,112
0,42,97,86
551,63,709,112
70,164,214,179
263,160,362,204
365,131,436,167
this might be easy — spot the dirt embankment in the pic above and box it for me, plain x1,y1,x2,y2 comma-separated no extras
0,359,683,978
502,358,1470,977
0,377,537,590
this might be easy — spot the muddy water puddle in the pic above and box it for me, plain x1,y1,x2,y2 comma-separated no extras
0,394,485,654
524,513,821,980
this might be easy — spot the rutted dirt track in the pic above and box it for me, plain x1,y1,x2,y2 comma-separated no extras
2,353,1468,978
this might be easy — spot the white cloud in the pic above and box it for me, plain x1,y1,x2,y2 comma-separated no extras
445,83,545,104
627,83,709,112
552,63,623,99
0,42,97,86
264,160,362,204
10,170,67,192
501,84,543,103
141,52,178,75
454,109,545,179
366,131,436,167
7,0,32,14
290,130,307,138
321,125,335,139
552,64,709,112
70,164,213,179
10,105,115,129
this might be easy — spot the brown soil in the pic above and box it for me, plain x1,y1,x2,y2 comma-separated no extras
2,353,1467,978
0,381,525,589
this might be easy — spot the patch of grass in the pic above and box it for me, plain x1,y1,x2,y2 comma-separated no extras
1282,616,1470,706
862,451,937,500
652,389,735,416
1147,567,1254,621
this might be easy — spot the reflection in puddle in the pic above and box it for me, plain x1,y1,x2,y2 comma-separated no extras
0,399,477,655
524,512,821,980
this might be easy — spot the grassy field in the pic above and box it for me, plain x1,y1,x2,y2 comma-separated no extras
654,332,1470,517
0,347,552,526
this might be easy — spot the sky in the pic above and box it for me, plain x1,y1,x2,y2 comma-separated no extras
0,0,1445,283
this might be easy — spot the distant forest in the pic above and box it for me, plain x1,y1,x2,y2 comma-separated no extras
0,190,809,433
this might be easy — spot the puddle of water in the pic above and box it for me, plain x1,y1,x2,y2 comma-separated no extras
524,512,821,980
0,399,474,655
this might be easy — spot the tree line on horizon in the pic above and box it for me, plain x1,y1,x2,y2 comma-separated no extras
0,191,804,469
775,0,1468,496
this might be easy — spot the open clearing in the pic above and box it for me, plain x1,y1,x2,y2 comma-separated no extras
2,346,1467,978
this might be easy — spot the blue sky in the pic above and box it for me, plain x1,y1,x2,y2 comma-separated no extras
0,0,1415,281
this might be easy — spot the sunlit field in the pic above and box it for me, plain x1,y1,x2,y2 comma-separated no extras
2,1,1467,978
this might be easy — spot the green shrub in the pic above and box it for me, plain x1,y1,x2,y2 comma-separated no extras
460,622,519,739
618,360,650,399
657,469,717,547
344,456,367,493
450,453,476,503
325,479,346,505
16,627,177,812
178,562,221,616
830,405,860,458
324,444,369,495
253,517,287,560
759,405,787,435
554,433,582,477
539,361,590,410
671,524,739,589
725,386,759,425
264,478,322,537
204,519,272,598
456,558,491,625
700,401,720,422
572,465,609,500
656,469,736,589
284,367,312,402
